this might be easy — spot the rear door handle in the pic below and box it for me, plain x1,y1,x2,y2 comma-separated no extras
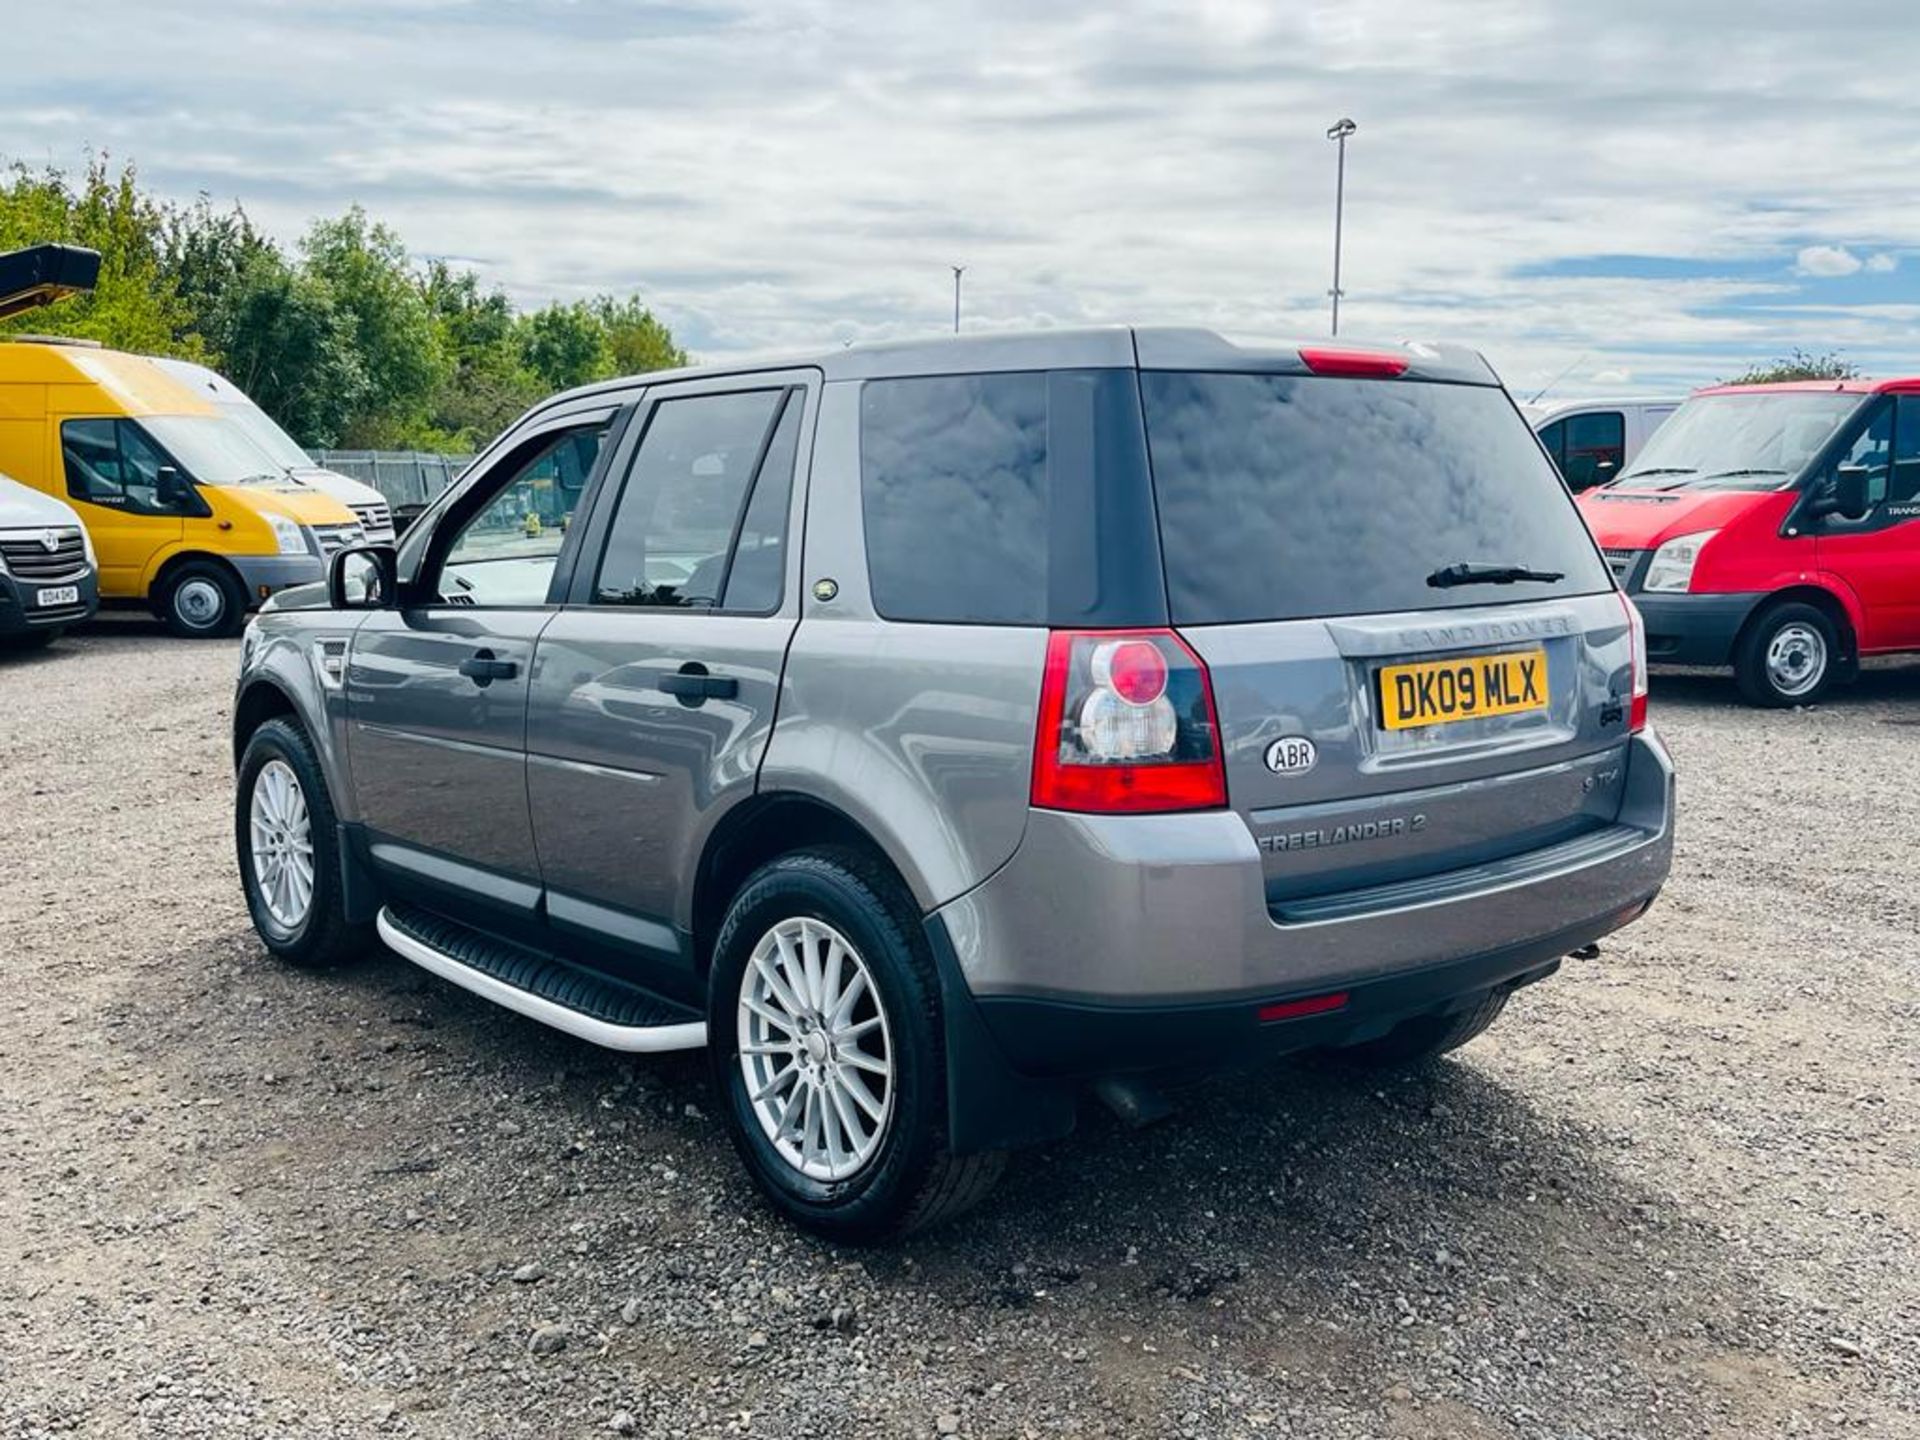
458,649,519,685
659,664,738,703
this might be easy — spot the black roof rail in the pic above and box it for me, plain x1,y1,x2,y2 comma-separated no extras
0,244,103,321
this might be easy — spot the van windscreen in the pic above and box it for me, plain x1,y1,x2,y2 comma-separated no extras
1139,373,1614,625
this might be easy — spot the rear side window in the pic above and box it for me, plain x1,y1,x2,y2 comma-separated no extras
1140,373,1613,624
859,370,1163,626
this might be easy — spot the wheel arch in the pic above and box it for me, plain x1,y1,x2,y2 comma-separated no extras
1736,584,1858,666
689,790,922,976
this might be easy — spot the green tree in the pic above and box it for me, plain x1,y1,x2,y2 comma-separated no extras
422,261,544,444
0,157,198,354
162,195,279,352
592,293,686,375
517,299,614,392
299,207,448,446
213,251,368,448
1728,349,1860,385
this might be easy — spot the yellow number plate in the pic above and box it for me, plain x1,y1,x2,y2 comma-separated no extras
1377,649,1548,731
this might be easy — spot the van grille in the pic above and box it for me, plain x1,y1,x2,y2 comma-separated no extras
0,527,88,581
1602,549,1642,588
312,523,366,557
350,501,395,543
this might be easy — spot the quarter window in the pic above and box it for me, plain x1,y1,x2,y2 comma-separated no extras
593,389,791,609
61,418,194,515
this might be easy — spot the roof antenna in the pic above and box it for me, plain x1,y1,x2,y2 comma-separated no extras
1526,352,1589,406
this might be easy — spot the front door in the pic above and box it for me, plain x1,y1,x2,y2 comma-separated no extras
1814,397,1920,651
57,417,188,596
527,375,814,996
347,415,617,918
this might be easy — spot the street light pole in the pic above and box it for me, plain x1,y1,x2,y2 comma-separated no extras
1326,117,1357,336
951,265,965,334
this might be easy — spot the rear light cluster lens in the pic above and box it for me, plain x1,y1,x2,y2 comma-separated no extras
1031,629,1228,813
1622,594,1649,733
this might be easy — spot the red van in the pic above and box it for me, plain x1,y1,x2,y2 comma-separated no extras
1577,378,1915,705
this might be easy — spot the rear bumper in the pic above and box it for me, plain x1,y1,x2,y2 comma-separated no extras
0,567,98,633
934,729,1673,1085
1634,591,1765,667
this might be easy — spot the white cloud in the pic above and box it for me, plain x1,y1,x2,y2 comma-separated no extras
1866,252,1899,273
3,0,1919,400
1590,368,1633,385
1795,245,1863,278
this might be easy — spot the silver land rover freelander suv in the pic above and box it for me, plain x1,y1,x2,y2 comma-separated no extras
231,329,1675,1239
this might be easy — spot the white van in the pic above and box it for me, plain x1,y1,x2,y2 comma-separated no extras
1526,397,1681,492
151,359,396,543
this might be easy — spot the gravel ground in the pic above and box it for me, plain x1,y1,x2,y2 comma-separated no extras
2,614,1916,1439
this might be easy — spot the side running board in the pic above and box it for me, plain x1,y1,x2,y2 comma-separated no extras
376,903,707,1053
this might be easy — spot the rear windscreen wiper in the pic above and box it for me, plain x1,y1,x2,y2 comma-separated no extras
1427,562,1566,589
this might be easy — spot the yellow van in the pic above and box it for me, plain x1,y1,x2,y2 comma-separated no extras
0,339,364,636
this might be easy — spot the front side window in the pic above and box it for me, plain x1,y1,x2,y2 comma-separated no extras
1890,397,1920,508
1536,419,1566,473
61,418,196,515
436,424,609,606
593,389,789,608
1829,401,1893,513
1561,411,1625,491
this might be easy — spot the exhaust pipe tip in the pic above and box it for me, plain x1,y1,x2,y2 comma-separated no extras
1091,1076,1177,1129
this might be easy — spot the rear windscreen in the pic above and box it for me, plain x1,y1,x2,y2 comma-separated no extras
1140,373,1614,625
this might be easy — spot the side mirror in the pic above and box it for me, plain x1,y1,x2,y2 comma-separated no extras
1831,463,1873,522
155,464,192,508
328,545,399,610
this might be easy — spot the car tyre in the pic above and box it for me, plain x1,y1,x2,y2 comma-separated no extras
707,847,1004,1241
1734,601,1839,708
236,717,371,968
158,560,248,639
1323,989,1509,1071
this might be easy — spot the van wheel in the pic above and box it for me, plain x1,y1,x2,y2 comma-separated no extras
158,561,247,638
1324,990,1509,1070
1735,602,1838,707
707,848,1005,1241
236,718,371,968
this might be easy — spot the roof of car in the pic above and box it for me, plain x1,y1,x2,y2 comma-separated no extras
539,326,1499,414
1691,377,1920,398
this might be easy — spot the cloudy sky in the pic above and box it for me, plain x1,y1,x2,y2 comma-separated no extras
8,0,1919,397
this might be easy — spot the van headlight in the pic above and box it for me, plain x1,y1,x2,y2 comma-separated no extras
1642,530,1719,593
267,514,310,556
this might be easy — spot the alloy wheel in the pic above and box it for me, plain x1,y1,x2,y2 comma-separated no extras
249,758,315,931
736,916,895,1182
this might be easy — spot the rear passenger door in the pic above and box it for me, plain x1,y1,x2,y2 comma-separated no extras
525,373,815,998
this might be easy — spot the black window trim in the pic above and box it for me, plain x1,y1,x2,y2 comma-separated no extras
569,376,812,618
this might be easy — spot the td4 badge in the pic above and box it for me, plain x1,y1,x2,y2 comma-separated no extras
1264,736,1318,775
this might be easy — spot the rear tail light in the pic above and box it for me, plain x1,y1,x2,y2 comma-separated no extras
1031,629,1228,813
1298,346,1409,379
1621,593,1649,733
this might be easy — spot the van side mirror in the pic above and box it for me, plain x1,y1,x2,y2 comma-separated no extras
328,545,399,610
155,464,192,508
1814,464,1874,522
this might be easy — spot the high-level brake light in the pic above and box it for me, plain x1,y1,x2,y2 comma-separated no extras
1298,346,1409,379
